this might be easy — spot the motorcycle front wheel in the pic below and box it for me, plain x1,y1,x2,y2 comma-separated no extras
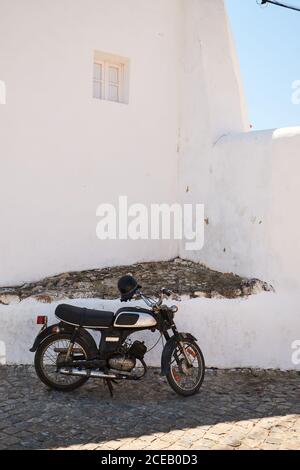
34,334,91,392
165,340,205,397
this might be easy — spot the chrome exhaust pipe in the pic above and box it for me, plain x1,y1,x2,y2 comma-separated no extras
54,348,83,354
59,368,117,379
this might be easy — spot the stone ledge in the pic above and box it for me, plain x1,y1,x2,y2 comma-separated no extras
0,258,273,305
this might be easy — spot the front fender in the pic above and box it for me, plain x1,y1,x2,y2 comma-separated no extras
161,333,197,376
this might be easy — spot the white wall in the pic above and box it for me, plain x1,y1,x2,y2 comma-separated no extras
0,0,185,286
0,0,250,287
182,127,300,292
176,2,300,296
1,294,299,370
178,0,249,260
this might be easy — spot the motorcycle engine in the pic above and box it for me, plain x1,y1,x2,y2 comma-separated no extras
108,355,136,372
108,341,147,372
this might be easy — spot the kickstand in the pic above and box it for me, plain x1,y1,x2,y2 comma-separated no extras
105,379,114,398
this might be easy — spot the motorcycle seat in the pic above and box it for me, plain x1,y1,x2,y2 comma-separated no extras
55,304,114,329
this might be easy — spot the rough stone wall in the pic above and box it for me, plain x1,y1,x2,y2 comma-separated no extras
0,259,273,305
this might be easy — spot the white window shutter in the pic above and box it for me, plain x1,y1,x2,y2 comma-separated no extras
109,66,119,84
93,63,103,99
108,65,120,102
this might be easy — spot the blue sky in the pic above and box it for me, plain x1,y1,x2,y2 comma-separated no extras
225,0,300,130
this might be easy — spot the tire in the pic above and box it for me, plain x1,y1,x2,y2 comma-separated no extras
165,340,205,397
34,333,92,392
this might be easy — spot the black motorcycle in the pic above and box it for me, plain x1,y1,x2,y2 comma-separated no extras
30,275,205,397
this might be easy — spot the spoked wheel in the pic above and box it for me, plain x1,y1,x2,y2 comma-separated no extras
166,340,205,397
34,334,91,392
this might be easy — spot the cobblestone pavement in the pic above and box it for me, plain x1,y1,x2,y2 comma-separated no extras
0,366,299,451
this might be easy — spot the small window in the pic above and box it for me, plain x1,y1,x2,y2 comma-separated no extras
93,51,129,104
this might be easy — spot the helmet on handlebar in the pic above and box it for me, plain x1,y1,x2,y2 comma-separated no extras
118,275,141,302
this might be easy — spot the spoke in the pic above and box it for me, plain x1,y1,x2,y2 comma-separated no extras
41,339,87,386
170,343,202,391
45,350,57,361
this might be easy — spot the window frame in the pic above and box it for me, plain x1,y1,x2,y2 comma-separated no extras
93,60,125,104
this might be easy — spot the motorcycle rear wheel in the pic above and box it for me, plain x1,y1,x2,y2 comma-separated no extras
34,333,91,392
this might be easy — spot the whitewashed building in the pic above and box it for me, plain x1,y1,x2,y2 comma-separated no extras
0,0,299,369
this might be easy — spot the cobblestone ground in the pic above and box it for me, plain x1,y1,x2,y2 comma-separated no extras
0,366,299,451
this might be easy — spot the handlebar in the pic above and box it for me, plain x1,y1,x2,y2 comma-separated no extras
135,287,180,309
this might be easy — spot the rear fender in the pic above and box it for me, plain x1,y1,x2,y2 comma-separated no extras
161,333,197,376
29,322,98,357
30,323,62,352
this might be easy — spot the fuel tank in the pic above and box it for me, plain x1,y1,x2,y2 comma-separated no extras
113,307,157,329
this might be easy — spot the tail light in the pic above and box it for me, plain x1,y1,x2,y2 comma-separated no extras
36,315,48,325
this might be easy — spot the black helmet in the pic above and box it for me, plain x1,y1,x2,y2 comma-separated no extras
118,275,141,302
